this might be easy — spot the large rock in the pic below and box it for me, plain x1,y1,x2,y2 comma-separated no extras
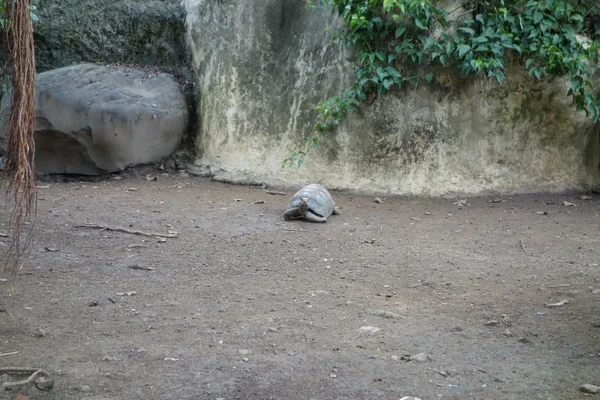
183,0,600,196
0,63,188,175
0,0,192,102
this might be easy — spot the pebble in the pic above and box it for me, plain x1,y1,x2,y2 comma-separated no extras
241,357,249,362
503,329,513,337
373,310,400,319
238,349,251,355
400,397,422,400
485,320,500,326
359,326,382,334
79,385,91,392
390,355,400,361
34,328,47,337
374,197,383,204
580,384,600,394
410,352,431,362
592,321,600,328
35,377,54,391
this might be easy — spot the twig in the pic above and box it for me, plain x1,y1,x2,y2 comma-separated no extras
265,190,286,195
283,228,307,232
128,264,155,271
0,367,49,390
519,239,526,252
74,224,177,238
0,351,18,357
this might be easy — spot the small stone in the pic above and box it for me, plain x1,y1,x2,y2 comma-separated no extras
35,376,54,391
518,337,533,344
390,355,400,361
563,201,576,207
503,329,513,337
410,352,431,362
34,328,47,337
580,384,600,394
241,357,249,362
374,197,383,204
238,349,251,355
485,320,500,326
592,289,600,295
359,326,382,334
425,211,431,215
80,385,91,392
88,301,98,307
592,321,600,328
400,397,423,400
330,373,337,378
253,200,265,204
373,310,400,319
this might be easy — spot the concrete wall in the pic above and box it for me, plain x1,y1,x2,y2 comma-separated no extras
185,0,599,196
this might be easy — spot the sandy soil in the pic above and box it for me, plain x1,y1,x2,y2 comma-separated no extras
1,169,599,400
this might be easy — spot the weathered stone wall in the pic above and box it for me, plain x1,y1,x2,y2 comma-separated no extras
184,0,600,196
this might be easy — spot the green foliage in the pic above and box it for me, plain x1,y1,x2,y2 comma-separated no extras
284,0,600,168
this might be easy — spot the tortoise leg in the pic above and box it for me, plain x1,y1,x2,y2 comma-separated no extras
332,206,341,215
284,207,301,220
305,211,327,223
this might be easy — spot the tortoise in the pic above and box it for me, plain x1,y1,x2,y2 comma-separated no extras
283,183,340,223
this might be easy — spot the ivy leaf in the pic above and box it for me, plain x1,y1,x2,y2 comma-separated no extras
297,159,303,168
459,27,476,35
395,25,406,38
457,44,471,57
386,66,402,79
570,14,583,23
525,58,535,69
425,73,434,82
383,79,393,89
415,19,427,30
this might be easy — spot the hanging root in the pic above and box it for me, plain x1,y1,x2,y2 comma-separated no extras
2,0,37,281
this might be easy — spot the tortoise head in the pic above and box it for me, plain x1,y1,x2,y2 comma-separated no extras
299,197,309,214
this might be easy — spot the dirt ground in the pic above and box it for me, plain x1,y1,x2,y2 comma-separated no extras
0,168,599,400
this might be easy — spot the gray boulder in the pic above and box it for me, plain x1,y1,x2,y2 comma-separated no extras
0,63,188,175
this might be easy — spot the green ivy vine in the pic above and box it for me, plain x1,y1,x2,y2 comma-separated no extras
283,0,600,168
